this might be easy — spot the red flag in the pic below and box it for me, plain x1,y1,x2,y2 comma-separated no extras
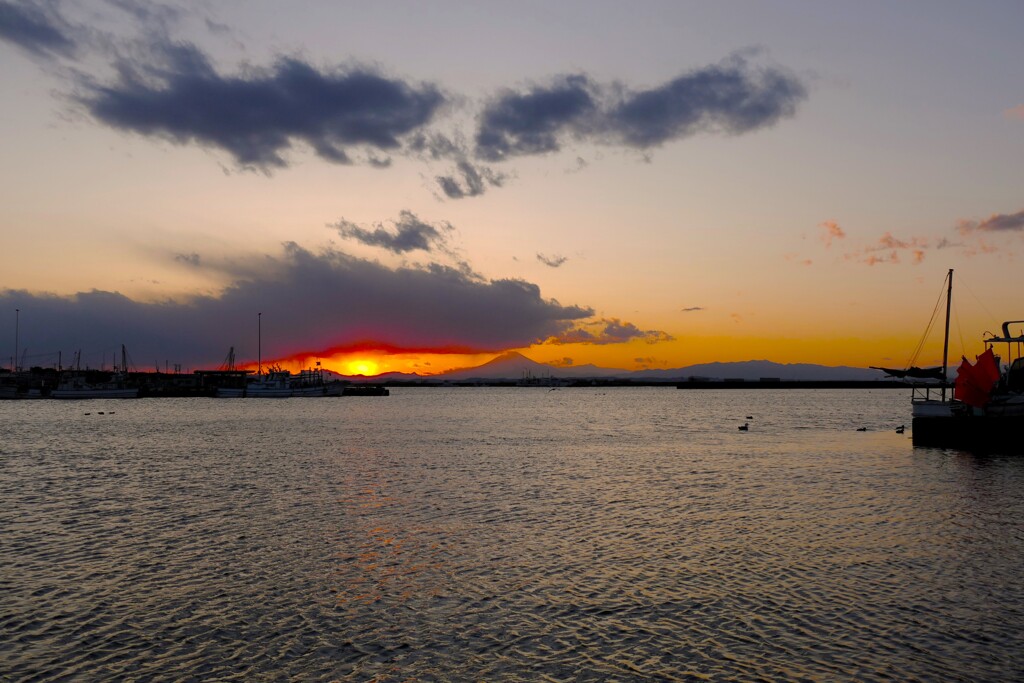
975,347,1001,386
954,349,1001,408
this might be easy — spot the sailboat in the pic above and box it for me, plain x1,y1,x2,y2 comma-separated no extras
895,270,1024,448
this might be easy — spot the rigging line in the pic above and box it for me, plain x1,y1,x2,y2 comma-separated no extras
957,275,1000,333
905,271,948,368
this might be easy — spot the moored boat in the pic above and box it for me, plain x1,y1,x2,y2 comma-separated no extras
894,271,1024,450
51,374,138,399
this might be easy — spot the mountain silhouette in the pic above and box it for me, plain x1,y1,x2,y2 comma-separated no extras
350,354,890,382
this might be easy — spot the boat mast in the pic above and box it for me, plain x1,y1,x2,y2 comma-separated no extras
14,308,19,373
942,268,953,400
258,312,262,376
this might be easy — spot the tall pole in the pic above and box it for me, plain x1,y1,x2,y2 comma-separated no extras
942,268,953,400
258,312,262,376
14,308,19,373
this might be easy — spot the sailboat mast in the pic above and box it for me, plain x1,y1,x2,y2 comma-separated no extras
941,268,953,402
258,312,262,376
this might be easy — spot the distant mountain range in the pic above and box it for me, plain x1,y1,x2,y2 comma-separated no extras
342,351,892,383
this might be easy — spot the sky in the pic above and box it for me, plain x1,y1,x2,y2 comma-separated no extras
1,0,1022,376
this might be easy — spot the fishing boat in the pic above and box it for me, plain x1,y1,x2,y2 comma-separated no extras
51,346,139,399
51,379,138,399
290,365,344,397
216,370,291,398
885,270,1024,449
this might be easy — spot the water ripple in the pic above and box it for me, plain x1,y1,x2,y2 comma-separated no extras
2,390,1023,680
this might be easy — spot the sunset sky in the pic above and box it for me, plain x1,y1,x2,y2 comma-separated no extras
1,0,1022,376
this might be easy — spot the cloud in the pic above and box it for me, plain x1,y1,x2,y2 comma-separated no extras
435,159,506,199
474,54,806,161
8,2,806,193
81,46,446,170
332,210,452,254
536,253,568,268
0,243,594,368
544,317,673,345
811,208,1020,268
549,357,574,367
0,0,77,59
836,230,932,266
958,209,1024,234
476,74,599,161
606,54,806,148
819,219,846,247
174,252,200,266
681,306,705,312
1004,104,1024,121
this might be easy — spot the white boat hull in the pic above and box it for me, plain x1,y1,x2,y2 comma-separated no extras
51,388,138,399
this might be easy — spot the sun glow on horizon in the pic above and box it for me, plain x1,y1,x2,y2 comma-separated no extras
346,359,380,376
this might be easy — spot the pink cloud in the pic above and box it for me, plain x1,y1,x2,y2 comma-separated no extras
819,220,846,247
1004,104,1024,121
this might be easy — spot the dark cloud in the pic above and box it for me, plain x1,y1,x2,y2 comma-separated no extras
545,317,673,345
959,209,1024,233
0,0,76,58
536,253,568,268
332,210,451,254
174,252,200,266
475,74,598,161
105,0,183,33
473,55,806,161
0,244,593,368
436,159,506,199
8,2,806,190
608,56,806,148
82,46,446,170
681,306,705,312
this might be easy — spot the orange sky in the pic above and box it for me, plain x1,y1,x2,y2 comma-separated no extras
1,3,1022,374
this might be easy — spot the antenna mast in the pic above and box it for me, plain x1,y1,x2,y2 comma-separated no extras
942,268,953,400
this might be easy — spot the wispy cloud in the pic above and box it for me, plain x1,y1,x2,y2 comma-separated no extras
544,318,673,345
332,211,452,255
536,253,568,268
819,219,846,247
957,209,1024,234
435,159,506,199
680,306,705,312
0,0,77,59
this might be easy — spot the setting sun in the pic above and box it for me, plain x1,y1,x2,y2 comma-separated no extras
346,359,380,376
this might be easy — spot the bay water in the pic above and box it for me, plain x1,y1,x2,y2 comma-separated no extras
2,388,1022,680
